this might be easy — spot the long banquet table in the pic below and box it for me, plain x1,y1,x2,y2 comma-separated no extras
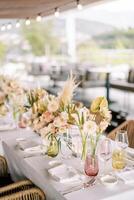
1,128,134,200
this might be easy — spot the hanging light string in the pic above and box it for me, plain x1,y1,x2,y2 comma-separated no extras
77,0,83,10
0,0,83,31
54,7,60,17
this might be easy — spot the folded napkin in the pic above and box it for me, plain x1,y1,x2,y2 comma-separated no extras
116,170,134,184
0,123,16,131
24,145,42,153
48,164,81,183
18,140,40,151
126,148,134,161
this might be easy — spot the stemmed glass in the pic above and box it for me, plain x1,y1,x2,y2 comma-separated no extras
115,130,129,149
112,130,129,170
60,130,73,159
99,138,112,175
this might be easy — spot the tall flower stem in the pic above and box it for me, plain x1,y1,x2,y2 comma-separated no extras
79,129,88,160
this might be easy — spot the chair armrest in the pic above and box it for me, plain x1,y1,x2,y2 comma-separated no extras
0,156,8,177
107,120,128,140
0,188,46,200
0,180,33,197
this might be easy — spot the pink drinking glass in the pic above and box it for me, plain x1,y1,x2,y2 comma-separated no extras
84,154,99,177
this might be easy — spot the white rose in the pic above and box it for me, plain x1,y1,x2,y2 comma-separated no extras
83,120,97,134
58,126,67,134
60,112,68,121
53,117,64,128
47,99,59,112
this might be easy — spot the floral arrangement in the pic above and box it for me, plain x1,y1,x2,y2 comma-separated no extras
71,97,111,159
23,74,77,135
21,73,111,159
0,92,8,116
0,75,25,118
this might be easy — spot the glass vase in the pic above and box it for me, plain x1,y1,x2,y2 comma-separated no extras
47,135,59,157
84,154,99,177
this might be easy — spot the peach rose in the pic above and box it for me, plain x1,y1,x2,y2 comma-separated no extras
42,111,54,123
53,116,66,128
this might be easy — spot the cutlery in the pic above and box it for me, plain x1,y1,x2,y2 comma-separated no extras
24,153,44,158
61,178,96,195
83,177,96,188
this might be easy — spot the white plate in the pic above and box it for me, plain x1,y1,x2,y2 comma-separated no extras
100,175,118,186
48,164,80,183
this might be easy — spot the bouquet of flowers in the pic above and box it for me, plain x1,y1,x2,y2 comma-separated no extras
0,75,25,118
0,92,8,116
21,73,78,156
71,96,111,160
21,72,111,159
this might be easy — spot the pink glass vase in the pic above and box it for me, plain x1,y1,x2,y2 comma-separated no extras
84,154,99,177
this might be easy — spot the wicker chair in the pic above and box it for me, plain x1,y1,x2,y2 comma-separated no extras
0,155,8,177
0,156,46,200
108,120,134,148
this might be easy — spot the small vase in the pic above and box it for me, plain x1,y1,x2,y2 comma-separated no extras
47,135,59,157
84,154,99,177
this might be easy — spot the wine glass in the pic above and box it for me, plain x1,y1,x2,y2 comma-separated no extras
99,138,112,175
115,130,129,149
60,130,73,159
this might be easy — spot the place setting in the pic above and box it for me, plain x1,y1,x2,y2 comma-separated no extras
15,137,45,158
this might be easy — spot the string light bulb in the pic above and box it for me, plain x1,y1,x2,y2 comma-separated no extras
1,24,6,31
16,20,20,28
77,0,83,10
36,13,42,22
25,18,31,26
54,8,60,17
7,23,12,30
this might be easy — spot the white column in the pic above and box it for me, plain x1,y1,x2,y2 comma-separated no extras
65,14,76,62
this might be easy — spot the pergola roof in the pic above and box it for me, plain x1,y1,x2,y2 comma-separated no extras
0,0,103,19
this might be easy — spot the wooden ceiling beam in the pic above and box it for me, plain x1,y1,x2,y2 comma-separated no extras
0,0,103,19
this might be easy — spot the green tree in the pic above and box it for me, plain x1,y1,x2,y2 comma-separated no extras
0,42,6,62
22,20,60,56
114,39,125,49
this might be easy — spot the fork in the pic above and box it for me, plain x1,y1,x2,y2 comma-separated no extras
61,178,96,195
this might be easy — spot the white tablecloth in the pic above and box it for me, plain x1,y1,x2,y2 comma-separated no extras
0,128,34,155
2,131,134,200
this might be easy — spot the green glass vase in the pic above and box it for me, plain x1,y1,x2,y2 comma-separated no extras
47,135,59,157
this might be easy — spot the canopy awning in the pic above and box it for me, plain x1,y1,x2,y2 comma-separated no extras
0,0,103,18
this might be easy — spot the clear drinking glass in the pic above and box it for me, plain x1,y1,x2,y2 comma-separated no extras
99,138,112,175
115,130,129,149
60,131,73,159
112,149,126,170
